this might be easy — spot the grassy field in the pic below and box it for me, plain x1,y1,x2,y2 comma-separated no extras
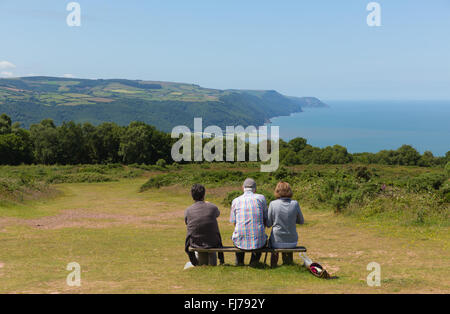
0,164,449,294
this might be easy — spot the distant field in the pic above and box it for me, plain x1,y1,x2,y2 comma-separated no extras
0,78,223,106
0,164,448,293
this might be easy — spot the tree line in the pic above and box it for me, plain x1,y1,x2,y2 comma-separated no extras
0,114,448,167
0,114,171,165
278,137,449,167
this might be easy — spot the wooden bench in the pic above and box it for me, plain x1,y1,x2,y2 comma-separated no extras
189,246,307,266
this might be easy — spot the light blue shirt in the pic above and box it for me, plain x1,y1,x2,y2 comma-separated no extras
267,198,304,247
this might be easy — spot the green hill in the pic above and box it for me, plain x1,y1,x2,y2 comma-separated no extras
0,76,326,131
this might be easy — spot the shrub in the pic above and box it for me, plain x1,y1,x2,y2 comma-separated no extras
354,166,373,182
77,165,107,174
351,183,379,203
119,169,144,179
331,192,353,213
74,173,113,183
139,174,175,192
46,173,114,184
406,173,447,192
223,191,242,206
199,163,211,169
156,159,167,168
439,181,450,203
222,189,275,206
415,208,426,224
191,170,245,186
271,166,293,181
259,189,276,204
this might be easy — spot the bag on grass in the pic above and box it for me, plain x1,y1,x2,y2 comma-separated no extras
299,252,331,279
309,262,331,279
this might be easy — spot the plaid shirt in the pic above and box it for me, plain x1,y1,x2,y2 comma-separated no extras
230,189,268,250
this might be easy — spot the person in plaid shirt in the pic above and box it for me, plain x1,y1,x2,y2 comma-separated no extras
230,178,268,266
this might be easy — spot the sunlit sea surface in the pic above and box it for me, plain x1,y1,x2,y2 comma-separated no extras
269,100,450,156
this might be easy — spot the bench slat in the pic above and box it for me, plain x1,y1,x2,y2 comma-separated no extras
189,246,307,253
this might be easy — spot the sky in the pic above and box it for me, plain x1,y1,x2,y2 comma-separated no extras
0,0,449,100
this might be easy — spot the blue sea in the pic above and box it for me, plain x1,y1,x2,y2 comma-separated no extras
269,100,450,156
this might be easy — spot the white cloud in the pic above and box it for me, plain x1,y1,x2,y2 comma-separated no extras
0,61,16,70
63,73,75,78
0,71,14,77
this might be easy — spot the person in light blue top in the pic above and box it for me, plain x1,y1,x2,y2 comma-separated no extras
267,181,304,267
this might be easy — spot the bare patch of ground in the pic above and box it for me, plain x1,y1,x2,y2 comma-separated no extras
0,208,180,230
0,217,19,232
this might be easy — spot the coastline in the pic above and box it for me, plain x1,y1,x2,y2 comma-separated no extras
266,100,450,156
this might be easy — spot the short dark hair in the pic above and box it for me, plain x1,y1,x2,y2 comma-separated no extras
191,184,206,201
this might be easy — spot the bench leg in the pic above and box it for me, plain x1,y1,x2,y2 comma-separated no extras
282,253,294,265
197,252,217,266
235,252,245,266
271,253,279,268
236,252,263,266
208,253,217,266
197,252,209,266
250,252,262,265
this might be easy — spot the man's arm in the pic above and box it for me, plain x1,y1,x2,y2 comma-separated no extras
261,196,268,227
217,209,220,218
296,202,304,225
266,202,273,227
230,200,236,224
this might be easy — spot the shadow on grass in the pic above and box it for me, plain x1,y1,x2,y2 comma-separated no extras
213,262,340,280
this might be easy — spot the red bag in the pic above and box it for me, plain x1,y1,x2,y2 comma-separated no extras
309,262,331,279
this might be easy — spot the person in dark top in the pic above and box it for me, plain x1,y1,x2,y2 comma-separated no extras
184,184,224,266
